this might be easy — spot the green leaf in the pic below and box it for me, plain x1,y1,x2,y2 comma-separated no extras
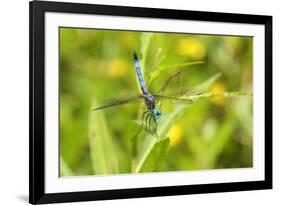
140,33,154,70
148,61,204,86
88,100,119,174
138,138,170,172
202,117,237,168
60,156,74,176
151,48,166,71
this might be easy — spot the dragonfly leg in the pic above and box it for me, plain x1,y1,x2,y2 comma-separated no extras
143,111,158,134
148,114,154,133
144,112,151,131
142,111,149,128
152,116,158,133
149,116,157,134
148,115,158,134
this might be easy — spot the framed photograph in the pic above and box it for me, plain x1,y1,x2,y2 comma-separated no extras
29,0,272,204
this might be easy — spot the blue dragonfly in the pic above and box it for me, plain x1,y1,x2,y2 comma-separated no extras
93,52,193,134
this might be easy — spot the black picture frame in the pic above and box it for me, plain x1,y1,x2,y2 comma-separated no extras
29,0,272,204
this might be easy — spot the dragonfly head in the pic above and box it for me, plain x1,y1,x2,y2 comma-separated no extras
153,108,161,119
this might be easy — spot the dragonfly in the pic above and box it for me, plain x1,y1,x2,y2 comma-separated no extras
93,52,193,134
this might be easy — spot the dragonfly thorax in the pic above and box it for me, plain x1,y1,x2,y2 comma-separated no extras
144,94,161,119
144,93,156,110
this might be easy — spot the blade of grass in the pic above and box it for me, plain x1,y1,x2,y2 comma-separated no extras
208,118,237,166
60,156,74,176
194,73,221,92
140,33,153,68
89,100,119,175
138,137,170,172
182,91,252,101
150,48,166,72
200,117,237,168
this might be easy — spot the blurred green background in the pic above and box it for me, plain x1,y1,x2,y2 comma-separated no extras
59,27,253,176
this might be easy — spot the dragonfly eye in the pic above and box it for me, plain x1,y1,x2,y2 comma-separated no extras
153,108,161,119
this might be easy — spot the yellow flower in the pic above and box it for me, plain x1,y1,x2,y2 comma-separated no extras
177,37,206,60
167,124,183,146
108,59,128,78
209,83,226,106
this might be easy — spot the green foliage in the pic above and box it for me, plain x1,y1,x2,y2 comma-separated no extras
140,33,154,73
194,73,221,91
137,138,170,172
59,28,253,176
60,156,74,176
88,100,119,174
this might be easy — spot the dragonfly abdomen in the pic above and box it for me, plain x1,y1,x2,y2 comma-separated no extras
133,52,148,95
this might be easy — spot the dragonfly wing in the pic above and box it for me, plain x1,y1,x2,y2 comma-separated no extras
154,94,193,104
155,66,200,96
93,95,144,111
157,69,184,94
